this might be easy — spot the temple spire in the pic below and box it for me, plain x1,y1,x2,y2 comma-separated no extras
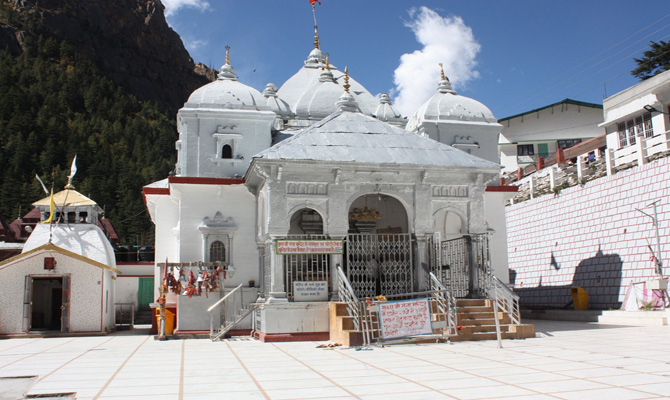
311,0,320,49
218,45,238,81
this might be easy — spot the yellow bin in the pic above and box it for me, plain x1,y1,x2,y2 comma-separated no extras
155,308,175,335
571,287,589,310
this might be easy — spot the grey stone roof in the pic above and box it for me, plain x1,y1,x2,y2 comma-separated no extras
254,111,502,170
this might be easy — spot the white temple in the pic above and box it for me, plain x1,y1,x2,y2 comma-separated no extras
143,20,515,341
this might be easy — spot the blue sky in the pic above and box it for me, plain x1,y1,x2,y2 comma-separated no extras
163,0,670,119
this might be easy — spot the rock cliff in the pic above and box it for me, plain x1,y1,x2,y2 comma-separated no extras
0,0,213,115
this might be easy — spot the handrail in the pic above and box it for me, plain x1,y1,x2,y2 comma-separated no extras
336,265,361,331
488,275,521,326
208,283,244,340
429,272,457,336
207,283,244,313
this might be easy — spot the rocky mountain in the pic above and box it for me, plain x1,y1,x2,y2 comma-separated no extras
0,0,213,115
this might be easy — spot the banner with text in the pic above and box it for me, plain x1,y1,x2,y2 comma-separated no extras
276,240,343,255
379,299,433,339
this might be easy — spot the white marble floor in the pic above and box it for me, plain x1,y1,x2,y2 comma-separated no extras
1,320,669,400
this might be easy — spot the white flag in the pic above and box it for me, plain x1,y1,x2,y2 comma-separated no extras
68,155,77,181
35,174,49,195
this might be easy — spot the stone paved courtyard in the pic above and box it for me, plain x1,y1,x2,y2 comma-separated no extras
1,320,670,400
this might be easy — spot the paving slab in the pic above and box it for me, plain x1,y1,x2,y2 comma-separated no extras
0,320,668,399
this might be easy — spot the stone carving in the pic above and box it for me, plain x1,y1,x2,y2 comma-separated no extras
432,185,469,198
287,182,328,195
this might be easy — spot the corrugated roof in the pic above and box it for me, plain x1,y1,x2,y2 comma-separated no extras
254,111,501,170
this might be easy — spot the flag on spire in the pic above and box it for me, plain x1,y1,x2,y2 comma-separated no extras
309,0,321,5
35,174,49,196
41,188,55,224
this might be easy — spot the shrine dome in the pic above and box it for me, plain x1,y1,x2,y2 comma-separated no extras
184,55,268,111
406,73,497,131
277,49,378,120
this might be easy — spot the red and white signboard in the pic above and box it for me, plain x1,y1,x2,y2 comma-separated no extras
379,299,433,339
276,240,343,255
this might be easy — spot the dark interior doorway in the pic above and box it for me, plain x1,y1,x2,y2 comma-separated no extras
31,277,63,330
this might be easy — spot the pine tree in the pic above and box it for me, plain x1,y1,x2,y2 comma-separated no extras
631,40,670,81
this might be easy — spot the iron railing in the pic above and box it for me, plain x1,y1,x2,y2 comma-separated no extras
429,272,457,336
336,265,361,331
207,283,256,341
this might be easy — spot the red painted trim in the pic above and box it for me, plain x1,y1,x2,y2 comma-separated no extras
486,185,519,192
254,331,330,343
143,187,170,196
168,176,245,185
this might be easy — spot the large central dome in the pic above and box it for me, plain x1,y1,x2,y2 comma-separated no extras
277,49,378,120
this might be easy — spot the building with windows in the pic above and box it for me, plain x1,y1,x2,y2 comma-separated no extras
601,69,670,166
498,99,604,173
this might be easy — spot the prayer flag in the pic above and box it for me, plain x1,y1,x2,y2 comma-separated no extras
42,189,55,224
68,155,77,182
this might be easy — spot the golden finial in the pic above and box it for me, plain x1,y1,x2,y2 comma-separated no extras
343,66,350,94
325,53,330,70
225,45,230,65
311,1,320,49
439,63,446,81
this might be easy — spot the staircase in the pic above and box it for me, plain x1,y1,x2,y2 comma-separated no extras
451,299,535,341
208,283,257,341
329,298,535,346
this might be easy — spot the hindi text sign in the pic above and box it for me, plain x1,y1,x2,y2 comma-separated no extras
276,240,343,255
379,299,433,339
293,281,329,302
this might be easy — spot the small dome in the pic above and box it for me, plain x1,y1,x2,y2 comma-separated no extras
374,93,403,124
407,77,497,131
263,83,293,118
184,52,268,111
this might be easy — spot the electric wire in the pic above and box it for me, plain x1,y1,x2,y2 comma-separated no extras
498,13,670,116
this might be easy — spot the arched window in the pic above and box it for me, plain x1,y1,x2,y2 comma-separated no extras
210,241,226,262
221,144,233,159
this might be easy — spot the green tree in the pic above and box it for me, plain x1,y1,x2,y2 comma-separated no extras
631,40,670,81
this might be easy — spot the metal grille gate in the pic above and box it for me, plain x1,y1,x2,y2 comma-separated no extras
345,233,414,298
284,235,331,301
427,234,491,298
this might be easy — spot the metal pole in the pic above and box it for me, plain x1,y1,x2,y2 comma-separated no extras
652,202,663,276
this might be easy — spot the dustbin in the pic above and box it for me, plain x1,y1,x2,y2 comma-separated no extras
571,287,588,310
155,308,175,335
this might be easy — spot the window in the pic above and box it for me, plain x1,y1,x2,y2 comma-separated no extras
221,144,233,159
517,144,534,156
616,112,654,148
557,139,582,149
210,241,226,262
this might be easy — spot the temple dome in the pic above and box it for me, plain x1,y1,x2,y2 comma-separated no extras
184,60,268,111
406,77,497,131
277,51,378,120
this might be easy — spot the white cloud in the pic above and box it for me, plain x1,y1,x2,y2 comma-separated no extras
186,39,208,52
162,0,211,16
392,7,481,116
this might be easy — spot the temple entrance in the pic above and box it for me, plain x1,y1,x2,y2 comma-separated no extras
345,194,413,298
23,276,70,331
284,208,331,301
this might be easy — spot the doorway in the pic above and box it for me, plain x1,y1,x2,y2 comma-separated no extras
30,277,63,331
